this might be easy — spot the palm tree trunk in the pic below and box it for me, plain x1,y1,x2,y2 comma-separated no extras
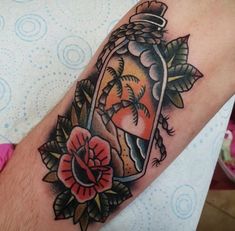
98,79,117,111
101,100,131,125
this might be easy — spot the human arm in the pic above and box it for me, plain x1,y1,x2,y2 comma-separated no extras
0,1,235,230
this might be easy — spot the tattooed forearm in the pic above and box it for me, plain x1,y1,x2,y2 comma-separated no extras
38,1,203,230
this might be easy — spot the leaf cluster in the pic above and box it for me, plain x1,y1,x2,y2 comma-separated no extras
53,181,131,231
163,35,203,108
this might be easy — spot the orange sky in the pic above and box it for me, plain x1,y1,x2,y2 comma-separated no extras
96,54,160,140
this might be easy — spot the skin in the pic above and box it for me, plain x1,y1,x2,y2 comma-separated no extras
0,0,235,230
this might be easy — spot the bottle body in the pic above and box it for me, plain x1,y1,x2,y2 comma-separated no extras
87,38,167,181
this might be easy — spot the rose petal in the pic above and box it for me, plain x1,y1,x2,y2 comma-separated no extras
67,127,91,153
94,159,101,166
89,149,94,159
73,185,97,203
88,159,95,167
58,128,114,202
89,136,111,165
58,154,76,188
94,167,113,193
58,154,97,203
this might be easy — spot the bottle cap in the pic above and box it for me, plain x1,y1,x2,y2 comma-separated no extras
130,1,167,29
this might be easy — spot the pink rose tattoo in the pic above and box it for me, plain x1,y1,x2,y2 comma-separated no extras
58,127,113,203
39,116,132,226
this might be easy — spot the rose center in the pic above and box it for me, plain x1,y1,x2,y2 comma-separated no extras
71,146,102,187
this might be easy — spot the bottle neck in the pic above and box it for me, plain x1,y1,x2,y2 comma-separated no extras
130,13,167,31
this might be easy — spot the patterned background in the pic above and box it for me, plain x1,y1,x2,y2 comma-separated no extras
0,1,234,230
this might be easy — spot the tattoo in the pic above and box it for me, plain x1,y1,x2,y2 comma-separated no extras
38,1,203,230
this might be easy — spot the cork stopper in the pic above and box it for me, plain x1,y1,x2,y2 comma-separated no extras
130,1,168,29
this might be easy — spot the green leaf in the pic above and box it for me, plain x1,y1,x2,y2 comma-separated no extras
56,116,72,153
73,203,87,224
42,171,59,183
74,79,95,127
105,181,132,207
105,190,118,194
71,103,79,127
87,193,109,222
79,101,88,127
79,210,89,231
167,64,203,93
164,35,190,68
38,140,62,171
75,80,94,107
165,90,184,108
53,190,77,220
74,80,94,127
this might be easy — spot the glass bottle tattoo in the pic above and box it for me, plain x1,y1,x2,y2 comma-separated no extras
39,1,203,230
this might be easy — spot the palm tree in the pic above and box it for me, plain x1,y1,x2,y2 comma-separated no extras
98,57,139,111
103,84,150,126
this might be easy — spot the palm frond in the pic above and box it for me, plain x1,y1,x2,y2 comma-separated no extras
106,66,118,79
115,80,123,98
125,84,135,102
130,105,138,125
121,75,139,83
116,57,124,76
136,103,150,118
136,85,146,101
